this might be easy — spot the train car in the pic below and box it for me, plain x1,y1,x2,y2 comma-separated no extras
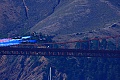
0,36,37,47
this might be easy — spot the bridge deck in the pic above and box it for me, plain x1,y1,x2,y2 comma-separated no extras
0,47,120,58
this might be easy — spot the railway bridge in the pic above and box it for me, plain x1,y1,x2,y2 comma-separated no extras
0,35,120,58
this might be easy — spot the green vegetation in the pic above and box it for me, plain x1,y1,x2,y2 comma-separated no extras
49,57,120,80
75,37,120,50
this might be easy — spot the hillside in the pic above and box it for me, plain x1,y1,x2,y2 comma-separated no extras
0,55,120,80
0,0,120,38
0,0,60,37
0,0,120,80
29,0,120,36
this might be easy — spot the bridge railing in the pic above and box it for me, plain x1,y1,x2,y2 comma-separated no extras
0,47,120,57
8,35,120,50
15,35,120,50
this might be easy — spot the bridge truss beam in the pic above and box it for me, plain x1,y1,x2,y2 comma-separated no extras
0,47,120,58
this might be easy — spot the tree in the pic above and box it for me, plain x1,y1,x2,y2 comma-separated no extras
90,37,100,50
75,42,81,49
107,41,116,50
100,39,107,50
81,37,89,50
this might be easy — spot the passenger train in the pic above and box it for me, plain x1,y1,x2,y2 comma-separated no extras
0,36,36,47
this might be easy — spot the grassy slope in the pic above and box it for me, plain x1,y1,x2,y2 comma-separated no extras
29,0,120,35
0,0,60,38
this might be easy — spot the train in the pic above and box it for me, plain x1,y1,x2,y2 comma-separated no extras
0,36,36,47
